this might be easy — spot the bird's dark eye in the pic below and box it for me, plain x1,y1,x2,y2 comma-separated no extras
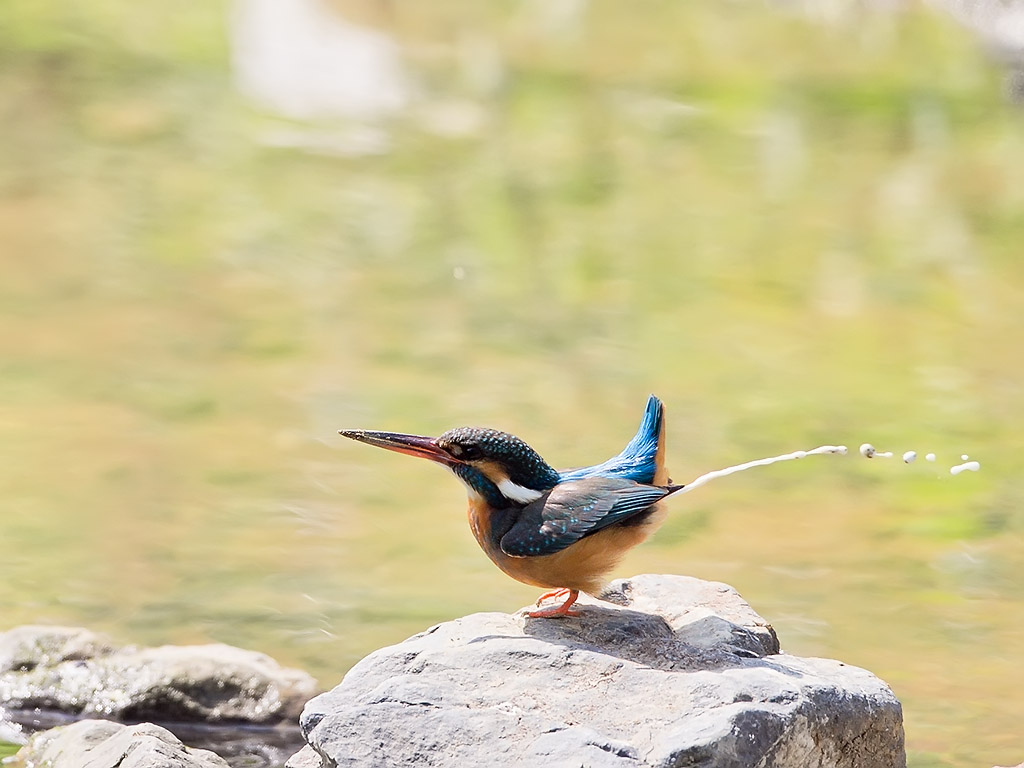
456,442,482,461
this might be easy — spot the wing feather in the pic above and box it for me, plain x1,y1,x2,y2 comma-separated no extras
500,477,670,557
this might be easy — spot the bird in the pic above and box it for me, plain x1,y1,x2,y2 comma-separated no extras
339,395,683,618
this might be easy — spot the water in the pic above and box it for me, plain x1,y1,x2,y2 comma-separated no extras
0,2,1022,766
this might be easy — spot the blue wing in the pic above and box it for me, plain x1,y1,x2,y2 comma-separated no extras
499,477,672,557
558,394,666,485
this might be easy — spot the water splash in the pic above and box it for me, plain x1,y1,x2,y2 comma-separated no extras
859,443,893,458
673,445,848,497
950,461,981,476
857,444,980,476
672,440,981,497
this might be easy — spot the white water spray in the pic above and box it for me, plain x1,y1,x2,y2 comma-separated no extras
950,461,980,476
673,445,849,497
672,440,980,496
859,443,893,458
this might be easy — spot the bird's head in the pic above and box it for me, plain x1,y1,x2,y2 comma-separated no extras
339,426,560,506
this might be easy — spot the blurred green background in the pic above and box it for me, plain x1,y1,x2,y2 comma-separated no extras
1,1,1022,766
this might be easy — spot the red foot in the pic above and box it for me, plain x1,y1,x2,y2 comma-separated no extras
527,589,580,618
534,588,571,607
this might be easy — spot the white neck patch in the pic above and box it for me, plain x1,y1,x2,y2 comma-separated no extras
496,478,543,504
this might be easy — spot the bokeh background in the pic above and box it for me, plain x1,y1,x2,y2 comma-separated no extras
1,1,1022,765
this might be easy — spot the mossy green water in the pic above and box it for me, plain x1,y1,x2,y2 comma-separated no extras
1,3,1021,767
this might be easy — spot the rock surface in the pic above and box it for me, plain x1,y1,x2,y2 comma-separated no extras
8,719,229,768
0,626,317,724
297,574,905,768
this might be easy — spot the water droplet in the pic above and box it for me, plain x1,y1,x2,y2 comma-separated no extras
950,461,980,476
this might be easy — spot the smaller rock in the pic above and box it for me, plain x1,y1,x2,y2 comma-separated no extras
8,719,229,768
0,626,318,724
0,626,114,672
286,745,326,768
0,707,24,745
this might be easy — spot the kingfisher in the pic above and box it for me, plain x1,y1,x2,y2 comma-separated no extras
340,395,683,618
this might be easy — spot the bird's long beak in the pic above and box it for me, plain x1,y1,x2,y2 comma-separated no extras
339,429,458,466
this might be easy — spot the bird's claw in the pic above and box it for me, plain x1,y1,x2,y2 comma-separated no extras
534,588,571,607
526,588,580,618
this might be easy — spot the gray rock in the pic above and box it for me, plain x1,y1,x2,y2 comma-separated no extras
0,706,24,745
297,574,905,768
8,719,229,768
0,627,318,724
0,625,115,672
286,745,326,768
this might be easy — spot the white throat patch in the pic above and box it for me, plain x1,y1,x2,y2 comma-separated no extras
496,478,543,504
